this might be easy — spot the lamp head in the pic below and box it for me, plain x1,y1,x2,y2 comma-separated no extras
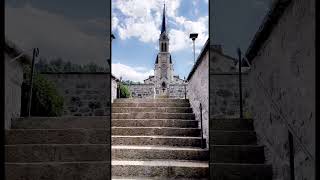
189,33,198,40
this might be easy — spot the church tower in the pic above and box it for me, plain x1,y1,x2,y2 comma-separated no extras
154,3,174,96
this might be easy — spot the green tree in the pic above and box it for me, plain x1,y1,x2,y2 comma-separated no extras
119,83,131,98
35,58,108,73
21,66,64,116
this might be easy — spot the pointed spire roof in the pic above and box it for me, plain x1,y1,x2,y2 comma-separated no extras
161,3,166,34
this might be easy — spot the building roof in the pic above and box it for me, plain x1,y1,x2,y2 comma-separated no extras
144,75,155,80
245,0,292,62
155,55,158,64
161,4,166,34
111,74,120,82
4,39,31,64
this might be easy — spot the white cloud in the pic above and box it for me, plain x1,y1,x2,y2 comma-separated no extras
170,16,208,52
112,0,171,43
112,0,208,52
112,62,154,82
169,29,191,52
5,4,108,66
112,16,119,30
117,17,160,43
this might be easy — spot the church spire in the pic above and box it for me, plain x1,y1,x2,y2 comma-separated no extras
161,3,166,34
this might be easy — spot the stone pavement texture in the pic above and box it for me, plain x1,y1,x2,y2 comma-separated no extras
111,98,209,179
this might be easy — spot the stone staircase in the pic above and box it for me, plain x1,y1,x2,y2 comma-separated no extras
5,116,110,180
4,100,272,180
210,118,273,179
111,98,209,179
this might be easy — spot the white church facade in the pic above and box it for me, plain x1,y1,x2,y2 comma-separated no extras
128,4,185,98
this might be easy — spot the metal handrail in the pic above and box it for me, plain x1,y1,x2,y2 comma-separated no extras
199,103,204,149
184,81,187,99
239,48,313,165
237,48,243,120
27,48,39,117
255,75,314,162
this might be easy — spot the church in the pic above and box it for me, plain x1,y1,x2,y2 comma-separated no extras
140,4,185,97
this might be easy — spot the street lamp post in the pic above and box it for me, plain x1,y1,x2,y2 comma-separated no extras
189,33,198,63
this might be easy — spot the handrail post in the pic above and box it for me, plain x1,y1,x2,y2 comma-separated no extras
118,77,122,98
200,103,204,149
237,48,243,120
117,82,120,98
288,131,295,180
184,82,187,99
27,48,39,117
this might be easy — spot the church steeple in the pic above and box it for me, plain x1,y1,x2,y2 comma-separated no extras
161,3,166,34
159,2,169,54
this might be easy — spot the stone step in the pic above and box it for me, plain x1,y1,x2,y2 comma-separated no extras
114,98,189,103
112,160,208,178
112,107,193,113
112,136,205,147
5,129,110,145
112,177,208,180
112,119,198,128
5,162,110,180
112,113,195,120
210,145,265,163
112,127,200,137
112,145,208,161
210,131,257,145
5,144,110,163
210,163,272,180
210,118,253,131
112,102,190,108
112,176,209,180
11,116,110,129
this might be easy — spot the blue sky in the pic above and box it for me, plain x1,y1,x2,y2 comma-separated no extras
210,0,271,57
5,0,270,78
112,0,209,82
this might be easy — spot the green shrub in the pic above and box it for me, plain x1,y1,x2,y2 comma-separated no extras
21,71,64,116
119,83,131,98
243,111,253,119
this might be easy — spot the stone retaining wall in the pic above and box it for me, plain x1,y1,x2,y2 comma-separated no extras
245,0,315,179
42,73,111,116
209,73,250,118
128,84,155,98
169,84,187,99
111,76,118,103
4,53,25,129
187,49,209,148
128,84,187,99
209,48,250,118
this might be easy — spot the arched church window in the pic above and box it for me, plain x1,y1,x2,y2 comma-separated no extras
162,82,166,88
164,43,167,52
